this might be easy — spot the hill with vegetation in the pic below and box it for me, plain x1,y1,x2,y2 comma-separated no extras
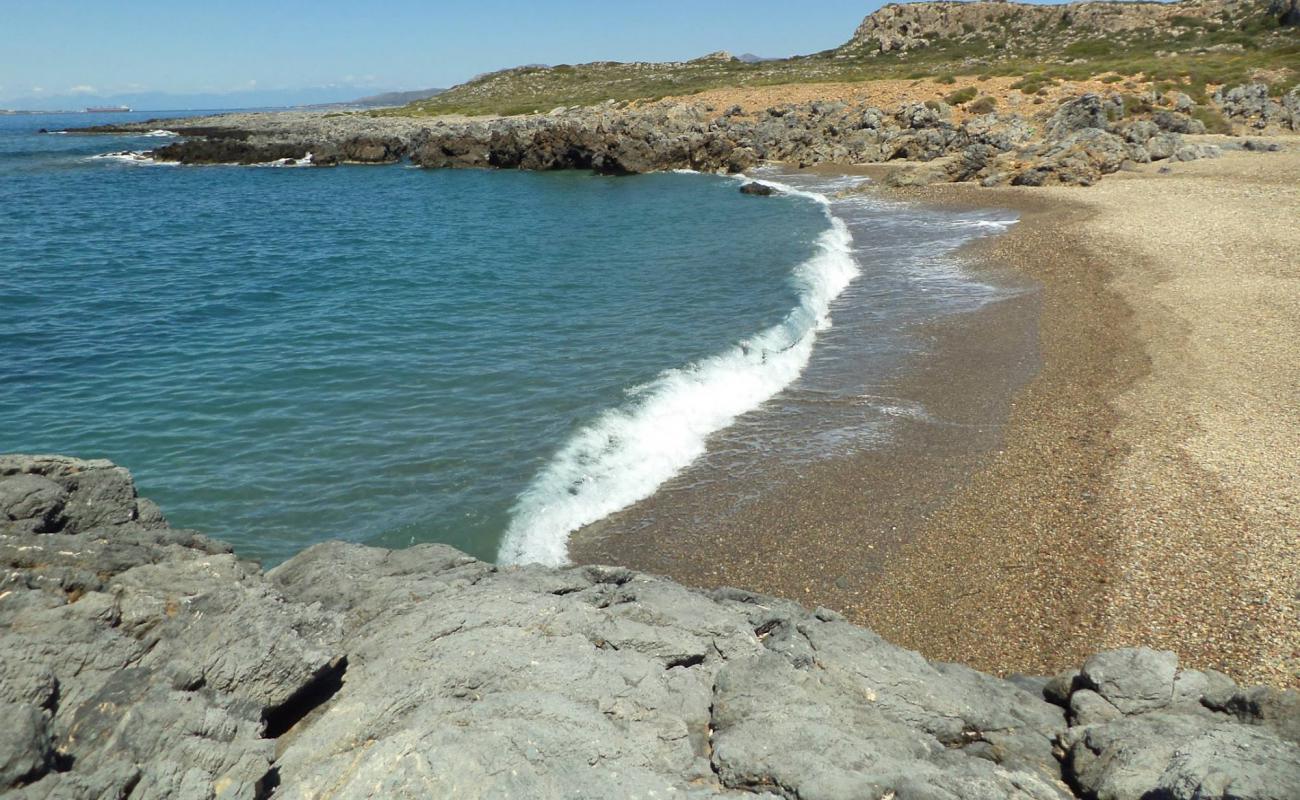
385,0,1298,117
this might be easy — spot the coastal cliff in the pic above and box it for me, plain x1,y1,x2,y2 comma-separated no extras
3,455,1298,799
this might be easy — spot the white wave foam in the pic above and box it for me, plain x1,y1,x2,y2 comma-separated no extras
140,129,178,138
951,218,1019,230
498,179,858,566
87,151,175,166
256,152,314,168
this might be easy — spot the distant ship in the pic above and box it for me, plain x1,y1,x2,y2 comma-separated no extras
85,105,131,113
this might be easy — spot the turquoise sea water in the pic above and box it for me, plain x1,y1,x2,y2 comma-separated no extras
0,112,1017,566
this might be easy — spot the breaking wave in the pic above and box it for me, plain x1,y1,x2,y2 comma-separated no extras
498,177,859,566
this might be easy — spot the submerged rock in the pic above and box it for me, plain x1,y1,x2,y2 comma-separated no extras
3,455,1297,799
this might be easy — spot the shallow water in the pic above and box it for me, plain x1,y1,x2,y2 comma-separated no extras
1,112,1016,566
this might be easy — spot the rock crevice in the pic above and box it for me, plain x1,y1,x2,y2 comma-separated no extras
3,455,1297,799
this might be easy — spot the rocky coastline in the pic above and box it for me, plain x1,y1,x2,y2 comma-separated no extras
2,454,1298,799
76,81,1299,187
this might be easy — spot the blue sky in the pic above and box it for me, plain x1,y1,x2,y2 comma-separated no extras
2,0,887,106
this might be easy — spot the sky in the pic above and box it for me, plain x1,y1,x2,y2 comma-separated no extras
1,0,889,108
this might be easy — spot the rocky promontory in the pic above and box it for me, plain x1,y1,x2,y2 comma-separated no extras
3,454,1298,799
76,77,1300,187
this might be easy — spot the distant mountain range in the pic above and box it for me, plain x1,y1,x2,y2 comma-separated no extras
302,88,445,110
0,86,444,113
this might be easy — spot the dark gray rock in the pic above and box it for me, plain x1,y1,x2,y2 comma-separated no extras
1153,110,1206,135
1061,712,1300,800
1147,132,1183,161
0,474,67,534
5,455,1299,798
1069,689,1124,726
0,703,54,790
739,181,775,196
1045,94,1108,140
1203,685,1300,743
1118,119,1159,144
1081,648,1178,714
1214,82,1297,131
1,457,342,799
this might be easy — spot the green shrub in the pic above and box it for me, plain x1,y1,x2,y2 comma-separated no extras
936,73,957,84
944,86,979,105
1121,94,1154,116
1191,105,1233,134
1011,74,1055,94
968,95,998,114
1100,74,1124,84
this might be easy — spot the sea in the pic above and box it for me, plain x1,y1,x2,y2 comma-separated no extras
0,110,1018,566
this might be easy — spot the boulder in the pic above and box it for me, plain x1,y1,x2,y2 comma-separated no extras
0,703,54,791
1045,94,1108,140
1153,110,1206,135
738,182,774,196
1081,648,1179,714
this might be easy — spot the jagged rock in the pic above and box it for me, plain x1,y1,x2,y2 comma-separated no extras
5,455,1299,798
1081,648,1179,714
1057,649,1300,800
1153,110,1206,135
1016,128,1129,186
0,457,343,799
0,474,67,534
1061,712,1300,800
150,136,312,165
0,703,54,790
1203,685,1300,743
738,182,774,196
72,83,1263,186
1147,132,1180,161
1069,689,1124,726
897,101,943,129
1045,94,1109,139
965,113,1035,150
1215,82,1299,131
1119,119,1160,144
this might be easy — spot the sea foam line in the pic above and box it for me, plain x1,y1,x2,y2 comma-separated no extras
497,177,859,566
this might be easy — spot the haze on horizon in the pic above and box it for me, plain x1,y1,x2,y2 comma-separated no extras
2,0,883,110
3,0,1105,110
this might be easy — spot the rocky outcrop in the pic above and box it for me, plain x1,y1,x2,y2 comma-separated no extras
1215,83,1300,131
841,0,1266,55
0,456,343,799
3,455,1299,799
89,87,1233,187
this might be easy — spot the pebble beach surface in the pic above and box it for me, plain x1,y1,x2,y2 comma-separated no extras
582,142,1300,688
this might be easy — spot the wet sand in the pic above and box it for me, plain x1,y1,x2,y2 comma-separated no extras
573,143,1300,687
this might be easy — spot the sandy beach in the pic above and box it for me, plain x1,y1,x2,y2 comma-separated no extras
575,142,1300,688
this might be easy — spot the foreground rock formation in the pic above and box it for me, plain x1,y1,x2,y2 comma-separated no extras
2,455,1298,799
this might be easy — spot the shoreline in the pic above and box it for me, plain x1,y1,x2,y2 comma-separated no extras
29,108,1300,686
576,144,1300,688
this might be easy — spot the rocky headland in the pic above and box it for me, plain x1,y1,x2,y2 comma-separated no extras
3,455,1299,799
70,0,1299,187
78,80,1300,188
